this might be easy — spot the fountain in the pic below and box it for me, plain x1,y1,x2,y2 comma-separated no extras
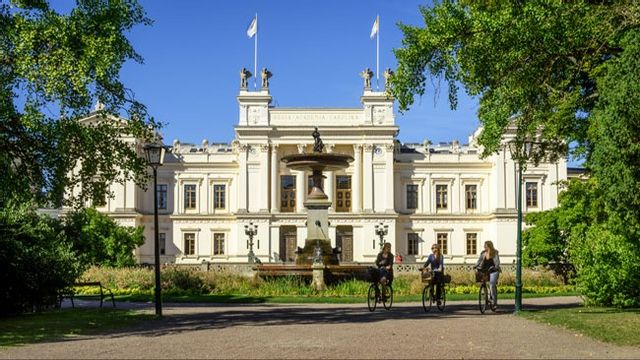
279,128,353,289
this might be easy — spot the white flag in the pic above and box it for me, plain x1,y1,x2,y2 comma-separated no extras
247,16,257,38
370,16,378,39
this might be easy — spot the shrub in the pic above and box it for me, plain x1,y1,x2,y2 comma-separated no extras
0,202,82,315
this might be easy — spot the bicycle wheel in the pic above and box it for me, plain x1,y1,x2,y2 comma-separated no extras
479,283,488,314
437,284,446,311
422,284,432,312
382,285,393,310
367,284,377,312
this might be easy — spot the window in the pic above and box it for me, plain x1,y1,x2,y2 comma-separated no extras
436,185,448,209
184,184,197,210
406,184,418,210
213,233,225,255
335,175,352,212
281,175,296,212
466,233,477,255
407,233,419,255
213,184,226,210
157,184,168,210
308,175,314,195
437,233,448,255
465,185,477,210
526,182,538,207
183,233,196,256
159,233,166,255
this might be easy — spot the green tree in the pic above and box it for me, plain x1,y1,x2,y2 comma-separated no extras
64,207,145,267
0,0,156,208
0,202,82,315
388,1,639,160
390,2,640,306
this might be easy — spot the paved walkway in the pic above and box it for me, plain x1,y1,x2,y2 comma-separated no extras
2,297,639,359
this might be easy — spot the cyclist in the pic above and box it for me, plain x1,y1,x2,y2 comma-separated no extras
375,242,394,287
475,240,501,309
420,243,445,306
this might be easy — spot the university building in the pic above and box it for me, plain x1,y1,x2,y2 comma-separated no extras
85,73,567,265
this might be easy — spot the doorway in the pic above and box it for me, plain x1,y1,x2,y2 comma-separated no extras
279,226,297,263
336,225,353,262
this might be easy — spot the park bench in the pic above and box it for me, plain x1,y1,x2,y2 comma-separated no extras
59,281,116,308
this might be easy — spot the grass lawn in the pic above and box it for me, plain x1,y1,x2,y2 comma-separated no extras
115,290,578,304
0,308,155,348
520,307,640,347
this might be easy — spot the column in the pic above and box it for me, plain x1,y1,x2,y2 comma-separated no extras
237,144,248,212
352,144,362,213
296,170,305,213
363,144,373,211
326,171,335,211
260,144,269,211
385,143,395,212
270,144,279,213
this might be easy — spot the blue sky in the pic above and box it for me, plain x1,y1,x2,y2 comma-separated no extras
50,1,480,145
109,0,481,146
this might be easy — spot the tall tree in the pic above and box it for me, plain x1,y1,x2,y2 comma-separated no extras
389,1,640,306
0,0,157,207
388,1,639,161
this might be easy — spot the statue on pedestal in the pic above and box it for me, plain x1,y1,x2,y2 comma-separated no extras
261,68,272,89
360,68,374,90
240,68,252,89
383,68,394,88
312,127,324,153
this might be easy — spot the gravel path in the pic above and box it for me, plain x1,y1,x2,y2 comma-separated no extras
2,296,639,359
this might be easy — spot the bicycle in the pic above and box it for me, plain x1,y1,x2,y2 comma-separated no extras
476,269,497,314
366,268,394,312
420,270,446,312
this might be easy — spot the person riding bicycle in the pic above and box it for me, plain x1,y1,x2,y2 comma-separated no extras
420,243,445,306
475,240,501,309
375,242,394,288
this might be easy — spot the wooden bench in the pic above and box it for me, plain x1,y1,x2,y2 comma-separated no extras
60,282,116,308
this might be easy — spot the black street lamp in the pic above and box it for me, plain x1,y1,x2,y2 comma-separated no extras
245,222,258,263
143,143,166,317
374,222,389,251
508,139,534,313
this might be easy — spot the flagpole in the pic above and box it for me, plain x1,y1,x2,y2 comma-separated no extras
254,13,258,89
376,15,380,90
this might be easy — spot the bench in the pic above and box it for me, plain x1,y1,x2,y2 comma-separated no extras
60,282,116,308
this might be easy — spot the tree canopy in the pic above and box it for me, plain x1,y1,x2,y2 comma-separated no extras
1,0,157,207
388,1,639,160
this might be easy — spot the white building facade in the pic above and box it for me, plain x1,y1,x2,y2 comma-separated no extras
90,81,567,266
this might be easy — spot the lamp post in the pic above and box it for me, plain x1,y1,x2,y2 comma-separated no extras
508,140,534,313
143,143,166,317
245,222,258,263
375,222,389,251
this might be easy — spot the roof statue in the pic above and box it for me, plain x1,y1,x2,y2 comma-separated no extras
240,68,252,90
261,68,272,89
360,68,374,90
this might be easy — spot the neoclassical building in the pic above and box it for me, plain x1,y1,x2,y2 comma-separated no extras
87,72,567,265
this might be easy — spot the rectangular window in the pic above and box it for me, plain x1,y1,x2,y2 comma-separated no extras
335,175,352,212
213,184,226,210
157,184,168,210
183,233,195,256
465,184,477,210
526,182,538,207
466,233,477,255
213,233,225,255
280,175,296,212
407,233,419,256
436,185,448,209
406,184,418,210
159,232,166,255
308,175,314,195
184,184,197,210
437,233,448,255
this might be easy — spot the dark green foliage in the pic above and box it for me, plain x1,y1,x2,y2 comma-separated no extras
63,208,145,268
0,202,82,316
1,0,157,208
392,2,640,306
